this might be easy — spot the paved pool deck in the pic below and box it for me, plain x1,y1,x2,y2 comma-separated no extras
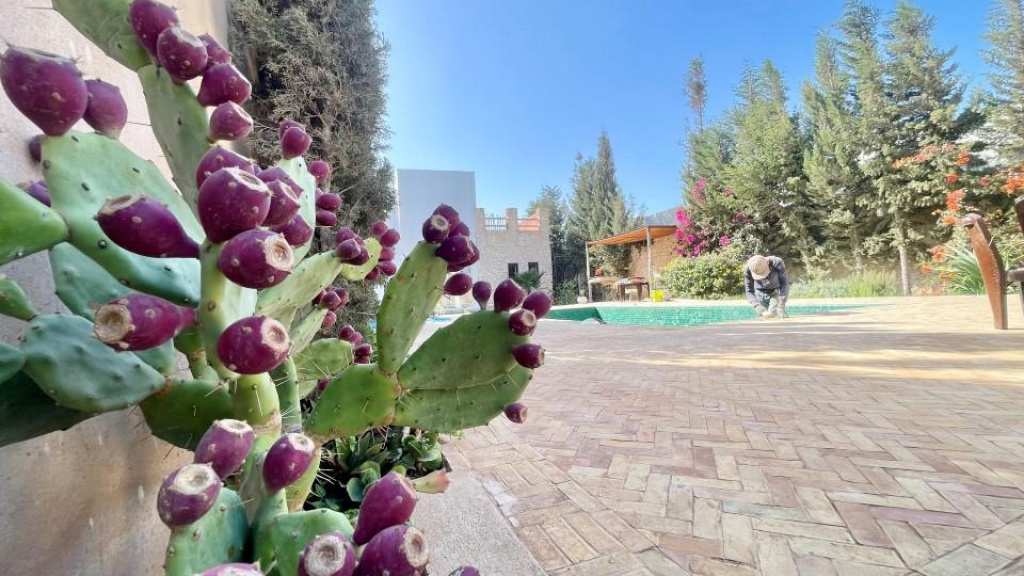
436,295,1024,576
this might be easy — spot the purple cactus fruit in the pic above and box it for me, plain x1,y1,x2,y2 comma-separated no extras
432,204,461,229
347,331,364,347
316,192,342,211
447,567,480,576
197,168,271,242
278,119,304,138
281,126,312,159
323,311,337,329
332,288,350,309
503,402,528,424
19,181,51,207
98,194,200,258
316,210,338,227
297,531,356,576
272,214,314,247
351,247,371,266
28,135,43,163
199,564,265,576
380,228,400,248
312,288,329,306
200,34,232,67
435,235,474,265
0,47,88,136
353,525,429,576
493,279,526,313
317,377,330,392
353,344,372,362
309,160,331,185
197,63,252,107
196,145,256,188
335,239,362,262
370,220,389,239
352,471,418,545
257,167,302,194
208,102,253,141
379,247,396,262
472,282,492,310
94,292,193,351
217,230,294,289
362,266,379,281
376,261,397,277
443,273,473,296
217,316,290,374
83,79,128,138
193,419,255,478
335,227,358,244
129,0,180,57
421,214,450,244
157,463,221,528
338,325,356,341
508,309,537,336
262,179,301,227
319,291,342,310
263,432,317,492
522,290,553,319
512,343,545,369
411,470,450,494
449,221,470,238
156,27,208,84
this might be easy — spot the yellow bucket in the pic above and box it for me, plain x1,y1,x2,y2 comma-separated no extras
652,289,664,303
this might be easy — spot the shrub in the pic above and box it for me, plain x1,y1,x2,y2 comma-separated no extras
554,279,578,305
661,250,745,299
789,270,899,298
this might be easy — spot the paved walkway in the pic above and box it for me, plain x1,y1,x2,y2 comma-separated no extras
442,296,1024,576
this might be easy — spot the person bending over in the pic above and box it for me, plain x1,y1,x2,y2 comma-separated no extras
745,254,789,318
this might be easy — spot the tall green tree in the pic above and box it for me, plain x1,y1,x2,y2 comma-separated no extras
983,0,1024,159
685,57,708,131
528,185,583,300
230,0,395,328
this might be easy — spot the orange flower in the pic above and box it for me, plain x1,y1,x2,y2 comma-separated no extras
945,173,959,184
955,151,970,166
980,176,991,187
920,264,933,273
945,189,965,212
940,214,958,226
929,245,947,262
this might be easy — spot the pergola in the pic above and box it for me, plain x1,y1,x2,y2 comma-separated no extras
585,225,677,301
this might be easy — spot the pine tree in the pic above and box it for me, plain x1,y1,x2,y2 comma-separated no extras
528,185,583,301
685,57,708,131
983,0,1024,159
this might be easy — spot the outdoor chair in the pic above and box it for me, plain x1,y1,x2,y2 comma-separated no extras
963,203,1024,330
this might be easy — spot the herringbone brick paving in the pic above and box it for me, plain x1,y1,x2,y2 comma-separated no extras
441,296,1024,576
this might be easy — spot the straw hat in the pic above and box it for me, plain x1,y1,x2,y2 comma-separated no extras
747,255,770,280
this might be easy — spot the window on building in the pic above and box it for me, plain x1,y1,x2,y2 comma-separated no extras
507,263,519,278
528,262,539,274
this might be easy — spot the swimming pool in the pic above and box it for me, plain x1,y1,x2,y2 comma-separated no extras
544,303,859,328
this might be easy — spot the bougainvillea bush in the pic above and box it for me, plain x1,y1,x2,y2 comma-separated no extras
0,1,551,575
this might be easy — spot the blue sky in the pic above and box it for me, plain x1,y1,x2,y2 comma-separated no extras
376,1,993,217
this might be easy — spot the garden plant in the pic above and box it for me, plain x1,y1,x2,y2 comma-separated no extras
0,1,549,575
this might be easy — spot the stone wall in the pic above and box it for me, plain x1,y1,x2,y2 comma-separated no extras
0,2,227,574
474,207,553,293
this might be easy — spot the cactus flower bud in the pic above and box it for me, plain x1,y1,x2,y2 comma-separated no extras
193,419,255,478
94,292,195,351
503,402,528,423
281,126,311,159
157,463,221,528
129,0,180,58
197,63,252,107
493,279,526,313
352,471,418,545
1,47,88,136
208,102,253,141
298,531,356,576
84,79,128,138
156,26,208,84
512,343,545,369
443,273,473,296
98,194,200,258
472,281,492,310
272,214,314,247
508,309,537,336
522,290,553,319
218,230,294,289
197,168,271,242
217,316,289,374
263,433,316,492
354,525,428,576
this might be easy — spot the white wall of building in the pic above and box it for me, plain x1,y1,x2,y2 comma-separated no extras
388,169,477,271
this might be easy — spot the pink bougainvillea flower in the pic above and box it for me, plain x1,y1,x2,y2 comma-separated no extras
719,234,731,247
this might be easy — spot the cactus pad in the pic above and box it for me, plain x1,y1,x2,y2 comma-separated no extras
377,241,448,375
163,488,249,576
41,133,201,305
0,343,25,384
288,308,329,357
258,509,354,576
394,366,533,432
141,378,234,450
0,371,90,447
0,178,68,266
0,275,38,321
52,0,150,70
397,311,528,391
275,157,318,261
49,243,130,321
284,456,320,512
134,340,180,376
138,65,211,211
304,364,398,444
21,314,166,413
294,339,354,396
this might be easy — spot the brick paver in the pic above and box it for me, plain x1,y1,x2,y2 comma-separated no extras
442,296,1024,575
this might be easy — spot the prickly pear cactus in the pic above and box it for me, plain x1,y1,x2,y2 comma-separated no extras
0,1,553,574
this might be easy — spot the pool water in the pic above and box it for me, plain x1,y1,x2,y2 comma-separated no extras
545,304,859,328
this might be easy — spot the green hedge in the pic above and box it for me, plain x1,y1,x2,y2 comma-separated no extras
661,251,745,299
